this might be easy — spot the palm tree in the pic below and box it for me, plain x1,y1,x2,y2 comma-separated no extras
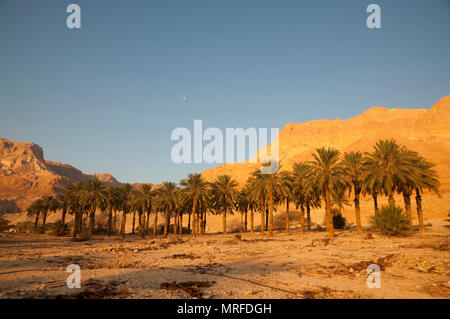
56,192,71,235
365,139,416,206
341,151,366,233
39,195,56,233
80,179,106,239
66,181,85,239
103,186,120,236
279,171,293,234
210,175,239,235
309,147,344,237
27,199,42,233
244,183,257,233
414,156,440,231
131,184,153,237
236,189,249,233
249,161,287,237
118,183,133,238
153,182,177,237
291,162,311,233
180,173,210,238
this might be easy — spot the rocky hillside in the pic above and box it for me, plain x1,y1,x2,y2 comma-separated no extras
202,96,450,194
0,138,120,214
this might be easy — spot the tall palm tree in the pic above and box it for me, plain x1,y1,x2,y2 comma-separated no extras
279,171,293,234
27,199,42,233
39,195,56,233
80,179,106,239
236,188,249,233
365,139,416,206
153,182,177,237
103,186,120,236
56,192,71,235
291,162,311,233
249,161,287,237
244,183,257,233
210,175,239,235
247,174,267,235
180,173,210,238
118,183,133,238
66,181,86,239
309,147,344,237
131,184,153,237
341,151,366,233
414,156,440,231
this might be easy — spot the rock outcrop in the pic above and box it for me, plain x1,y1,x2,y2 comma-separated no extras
0,138,120,214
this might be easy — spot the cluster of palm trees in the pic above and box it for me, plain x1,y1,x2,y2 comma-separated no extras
26,139,439,239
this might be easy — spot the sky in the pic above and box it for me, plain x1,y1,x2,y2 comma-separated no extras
0,0,449,184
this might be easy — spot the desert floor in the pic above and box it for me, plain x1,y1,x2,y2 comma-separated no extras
0,219,449,299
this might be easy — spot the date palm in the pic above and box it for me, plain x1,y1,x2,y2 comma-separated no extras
81,179,106,239
153,182,177,237
249,161,287,237
365,139,416,206
414,156,440,231
341,151,366,233
180,173,209,238
66,181,86,239
118,183,133,238
210,175,239,235
56,192,71,235
131,184,153,237
309,147,344,237
27,199,43,233
291,162,312,233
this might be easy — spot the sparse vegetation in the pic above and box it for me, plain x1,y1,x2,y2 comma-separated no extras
370,205,411,236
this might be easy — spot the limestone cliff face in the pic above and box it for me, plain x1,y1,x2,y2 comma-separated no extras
202,96,450,193
0,138,120,214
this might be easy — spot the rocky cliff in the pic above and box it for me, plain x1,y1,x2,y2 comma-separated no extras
0,138,120,214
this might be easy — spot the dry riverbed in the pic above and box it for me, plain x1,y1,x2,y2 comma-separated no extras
0,219,449,299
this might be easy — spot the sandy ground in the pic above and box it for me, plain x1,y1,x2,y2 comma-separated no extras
0,219,449,299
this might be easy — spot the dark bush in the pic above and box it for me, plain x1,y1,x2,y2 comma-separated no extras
331,208,346,229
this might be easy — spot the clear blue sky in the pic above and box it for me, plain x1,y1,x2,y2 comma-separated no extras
1,0,449,183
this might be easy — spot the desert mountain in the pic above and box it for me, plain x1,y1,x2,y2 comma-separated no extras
0,138,120,214
202,96,450,195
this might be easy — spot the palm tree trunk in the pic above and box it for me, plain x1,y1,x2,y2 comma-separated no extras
403,192,412,223
153,212,158,238
107,207,113,236
285,199,290,234
324,182,334,236
268,191,274,236
260,197,265,235
187,211,191,233
354,191,362,233
174,214,178,235
192,200,197,238
120,211,127,238
72,211,78,239
146,210,151,232
202,210,206,235
59,208,67,235
132,211,136,234
222,207,227,235
250,208,254,233
240,211,244,234
88,207,95,239
34,212,40,233
265,207,269,231
78,211,83,235
42,211,48,233
415,188,424,232
300,203,305,234
372,191,379,214
179,213,183,236
164,209,170,237
244,209,248,232
306,202,311,231
196,211,200,236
